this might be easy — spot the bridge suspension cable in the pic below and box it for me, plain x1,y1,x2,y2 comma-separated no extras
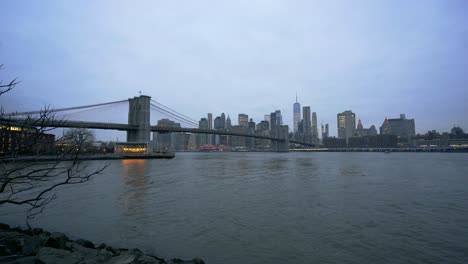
2,99,128,117
151,99,198,124
150,103,198,127
150,104,198,127
59,100,128,123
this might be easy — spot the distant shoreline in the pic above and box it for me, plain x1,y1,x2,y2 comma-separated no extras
0,153,175,163
2,149,466,163
179,148,468,153
289,148,468,153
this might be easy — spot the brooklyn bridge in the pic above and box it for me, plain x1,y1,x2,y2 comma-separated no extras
1,95,315,153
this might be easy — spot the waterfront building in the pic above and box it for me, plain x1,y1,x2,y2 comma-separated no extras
337,110,356,144
220,113,226,129
255,121,271,150
380,114,415,139
248,118,256,130
348,135,398,148
293,95,301,133
275,110,283,126
297,120,304,135
214,116,224,130
312,112,318,144
212,117,228,145
312,112,318,137
197,118,209,147
207,113,213,130
238,114,249,127
354,119,378,137
270,112,277,133
207,113,213,145
231,125,247,147
0,125,55,155
175,133,192,151
114,142,151,154
302,106,311,143
187,134,197,151
226,115,232,130
323,137,346,148
321,123,329,139
451,126,465,138
198,118,208,130
153,119,181,152
247,118,256,150
270,111,278,149
257,120,269,131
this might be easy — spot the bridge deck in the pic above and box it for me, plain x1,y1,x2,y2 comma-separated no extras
1,118,313,145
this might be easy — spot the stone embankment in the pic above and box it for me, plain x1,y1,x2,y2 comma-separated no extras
0,223,204,264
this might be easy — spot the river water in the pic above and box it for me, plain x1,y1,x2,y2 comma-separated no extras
2,152,468,263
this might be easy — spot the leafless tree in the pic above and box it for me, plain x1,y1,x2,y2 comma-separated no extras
0,65,107,228
0,64,19,97
61,128,96,151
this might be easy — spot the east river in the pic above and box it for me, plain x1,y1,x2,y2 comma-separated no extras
2,152,468,263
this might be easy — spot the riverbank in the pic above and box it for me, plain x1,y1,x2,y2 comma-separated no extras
1,152,175,163
0,223,204,264
290,147,468,152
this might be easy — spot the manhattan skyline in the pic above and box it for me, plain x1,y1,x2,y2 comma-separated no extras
1,0,467,137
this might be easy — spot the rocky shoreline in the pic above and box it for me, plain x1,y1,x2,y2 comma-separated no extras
0,223,204,264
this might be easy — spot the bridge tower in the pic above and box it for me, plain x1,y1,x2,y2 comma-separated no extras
127,95,151,143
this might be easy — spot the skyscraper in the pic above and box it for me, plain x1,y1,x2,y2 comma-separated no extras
214,116,223,130
303,106,311,142
238,114,248,127
226,115,232,129
293,94,301,134
197,118,209,147
312,112,318,138
220,113,226,129
275,110,283,126
337,110,356,144
208,113,213,145
207,113,213,129
270,112,277,134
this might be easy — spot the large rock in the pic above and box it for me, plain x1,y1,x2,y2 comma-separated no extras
75,239,95,249
133,255,161,264
44,232,69,250
96,243,107,250
0,256,36,264
106,253,138,264
32,228,44,235
0,230,22,255
69,243,113,263
36,247,81,264
107,249,146,264
169,258,205,264
0,245,12,256
22,235,47,255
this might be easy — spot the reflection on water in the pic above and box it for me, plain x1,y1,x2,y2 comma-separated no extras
118,160,151,235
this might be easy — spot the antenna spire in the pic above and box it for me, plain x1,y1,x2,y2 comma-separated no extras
295,92,297,103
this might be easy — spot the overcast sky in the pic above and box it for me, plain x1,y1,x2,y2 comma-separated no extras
1,0,467,138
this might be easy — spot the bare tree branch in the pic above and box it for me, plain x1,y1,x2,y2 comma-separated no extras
0,64,108,227
0,64,20,96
